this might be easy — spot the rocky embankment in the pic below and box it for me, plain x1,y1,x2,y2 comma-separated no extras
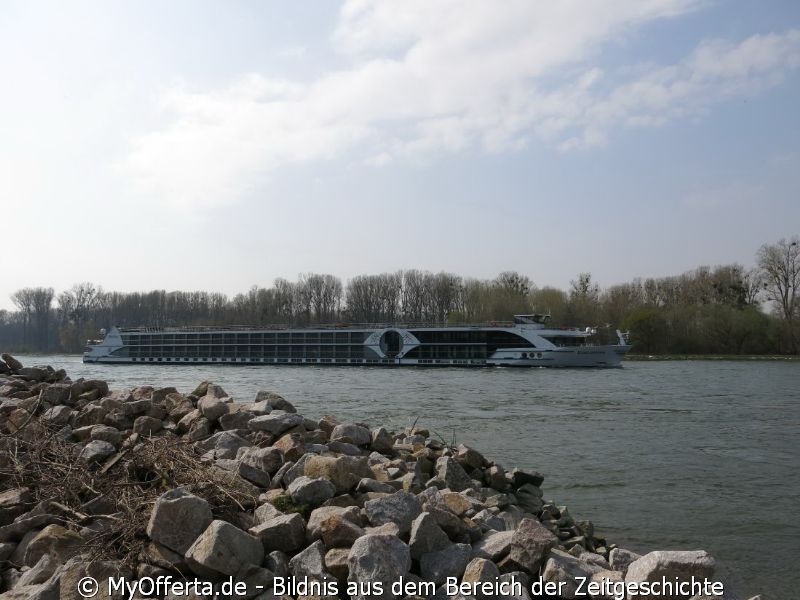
0,353,750,600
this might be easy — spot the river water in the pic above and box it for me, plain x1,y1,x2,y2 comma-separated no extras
11,355,800,599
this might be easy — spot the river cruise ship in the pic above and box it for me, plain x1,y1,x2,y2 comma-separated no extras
83,315,631,368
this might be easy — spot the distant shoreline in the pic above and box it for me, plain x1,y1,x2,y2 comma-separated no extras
626,354,799,361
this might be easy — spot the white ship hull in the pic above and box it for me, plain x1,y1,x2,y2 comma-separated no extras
83,346,630,368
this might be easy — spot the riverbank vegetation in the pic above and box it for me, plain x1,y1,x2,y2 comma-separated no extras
1,236,797,355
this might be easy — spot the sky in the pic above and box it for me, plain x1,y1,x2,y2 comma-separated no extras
1,0,799,310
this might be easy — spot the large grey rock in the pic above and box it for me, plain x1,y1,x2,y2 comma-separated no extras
253,503,284,525
16,554,58,587
462,557,502,600
196,431,251,460
509,468,544,488
40,405,72,426
151,386,178,403
175,408,203,439
198,396,230,422
248,513,306,553
17,366,50,382
306,506,362,543
146,488,214,554
0,353,23,371
625,550,716,600
220,410,256,431
0,515,62,545
318,513,365,549
241,447,285,474
500,518,558,575
266,550,289,578
165,392,195,420
185,520,264,577
610,547,642,575
542,548,611,599
248,412,304,435
419,542,472,586
288,539,331,580
237,448,283,487
143,541,190,573
236,461,270,488
0,487,32,523
408,512,451,560
304,455,372,494
121,398,153,417
364,491,422,535
485,465,509,491
347,534,411,600
288,476,336,507
132,415,162,436
472,508,506,532
255,391,296,413
439,491,482,516
456,443,486,470
78,440,116,464
324,547,350,580
515,483,544,514
435,456,475,492
356,478,396,494
90,425,122,447
235,563,275,599
23,524,82,566
204,383,228,399
283,455,311,487
330,423,371,446
71,404,108,428
426,505,470,541
498,505,526,531
272,433,306,461
370,427,394,453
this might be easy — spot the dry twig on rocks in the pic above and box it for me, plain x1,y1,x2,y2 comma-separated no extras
0,424,257,567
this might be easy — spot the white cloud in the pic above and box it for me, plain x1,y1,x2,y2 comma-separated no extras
122,0,800,209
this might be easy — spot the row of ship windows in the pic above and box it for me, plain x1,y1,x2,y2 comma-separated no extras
121,345,365,358
125,357,487,365
129,357,389,364
119,331,510,345
117,346,488,359
121,333,368,345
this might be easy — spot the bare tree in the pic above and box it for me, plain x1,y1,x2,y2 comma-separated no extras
757,236,800,352
429,272,462,323
30,287,55,350
10,288,35,348
568,272,600,325
494,271,533,296
741,267,763,306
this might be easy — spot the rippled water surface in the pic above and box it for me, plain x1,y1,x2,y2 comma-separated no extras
13,356,800,599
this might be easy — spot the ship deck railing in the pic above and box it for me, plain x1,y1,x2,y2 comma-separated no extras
115,321,520,333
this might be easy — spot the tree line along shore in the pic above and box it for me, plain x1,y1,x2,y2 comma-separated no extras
2,236,797,356
0,353,756,599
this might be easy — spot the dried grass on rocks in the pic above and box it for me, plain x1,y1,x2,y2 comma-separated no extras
0,421,258,567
